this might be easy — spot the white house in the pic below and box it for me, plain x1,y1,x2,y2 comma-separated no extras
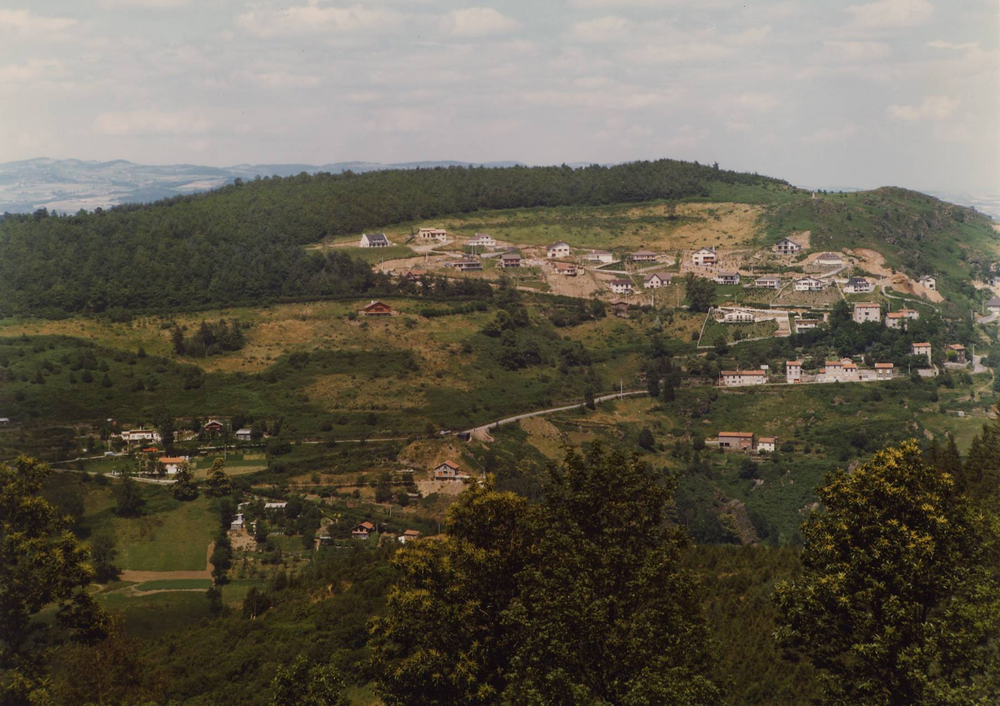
773,238,802,255
359,232,390,248
264,501,288,510
586,250,615,264
547,241,571,259
468,233,497,249
853,302,881,323
722,309,755,323
794,277,826,292
911,342,932,364
815,252,844,267
822,359,859,383
632,250,658,262
755,275,781,289
434,460,463,480
692,247,717,266
398,529,422,544
235,428,253,442
794,319,820,332
714,271,740,285
843,277,872,294
417,227,448,241
230,514,245,531
157,457,187,475
609,279,633,295
756,437,777,453
643,272,670,288
121,428,162,444
786,360,803,383
720,370,767,387
918,275,937,290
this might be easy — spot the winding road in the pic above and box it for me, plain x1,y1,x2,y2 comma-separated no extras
466,390,647,440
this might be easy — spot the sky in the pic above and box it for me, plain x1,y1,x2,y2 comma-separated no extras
1,0,997,193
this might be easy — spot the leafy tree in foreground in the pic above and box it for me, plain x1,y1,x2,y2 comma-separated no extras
270,654,349,706
0,456,108,705
503,446,720,706
371,446,721,705
370,478,532,705
774,440,1000,705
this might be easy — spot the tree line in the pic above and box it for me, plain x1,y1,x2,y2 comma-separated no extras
0,161,787,318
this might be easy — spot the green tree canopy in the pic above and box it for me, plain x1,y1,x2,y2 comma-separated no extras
774,440,1000,705
1,456,108,705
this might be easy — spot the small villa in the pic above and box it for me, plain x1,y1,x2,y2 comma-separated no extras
691,247,717,266
714,271,740,285
773,238,802,255
632,250,658,262
755,275,781,289
359,232,390,248
547,242,571,259
609,279,634,295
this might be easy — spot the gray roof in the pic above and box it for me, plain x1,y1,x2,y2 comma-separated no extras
846,277,868,285
364,232,388,243
988,297,1000,306
610,279,633,286
501,251,521,259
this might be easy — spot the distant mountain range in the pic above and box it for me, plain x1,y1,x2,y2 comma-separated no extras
0,158,527,214
2,158,996,220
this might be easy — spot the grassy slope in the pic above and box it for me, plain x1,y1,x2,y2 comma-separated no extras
82,482,217,571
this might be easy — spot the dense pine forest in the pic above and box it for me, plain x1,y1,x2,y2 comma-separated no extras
0,160,786,318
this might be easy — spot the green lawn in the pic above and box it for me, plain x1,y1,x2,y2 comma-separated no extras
82,483,218,571
96,589,211,640
135,578,212,591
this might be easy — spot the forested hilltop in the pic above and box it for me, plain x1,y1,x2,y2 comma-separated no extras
0,160,786,318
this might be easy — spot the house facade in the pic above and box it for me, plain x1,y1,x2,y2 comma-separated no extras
553,261,577,276
720,370,767,387
853,303,881,323
786,360,803,383
449,258,483,271
586,250,615,264
757,437,777,453
815,252,844,266
714,271,740,285
203,420,224,434
988,297,1000,315
844,277,872,294
794,319,820,332
609,279,633,295
352,521,374,539
547,242,571,259
644,273,670,288
691,247,717,266
235,428,252,442
359,232,390,248
717,432,755,450
398,529,422,544
794,277,826,291
361,300,393,317
919,275,937,290
947,344,967,363
434,460,462,480
773,238,801,255
121,428,162,444
911,342,932,363
417,228,448,241
500,252,522,268
875,362,894,380
157,456,186,475
722,309,755,323
632,250,657,262
755,275,781,289
468,233,497,249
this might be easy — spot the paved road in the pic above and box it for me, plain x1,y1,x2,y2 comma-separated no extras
466,390,647,436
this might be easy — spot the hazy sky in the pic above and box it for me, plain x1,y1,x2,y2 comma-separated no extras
2,0,997,192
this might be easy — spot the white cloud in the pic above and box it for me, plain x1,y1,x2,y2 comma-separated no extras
366,108,441,134
731,25,772,46
94,110,213,136
801,123,859,144
0,58,65,84
99,0,191,7
926,39,980,51
0,9,77,35
664,124,709,151
443,8,519,37
823,40,891,62
237,70,322,88
625,42,733,64
568,0,732,7
729,93,779,112
932,123,971,143
845,0,933,28
569,16,631,43
523,85,680,110
237,4,404,38
886,95,960,122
